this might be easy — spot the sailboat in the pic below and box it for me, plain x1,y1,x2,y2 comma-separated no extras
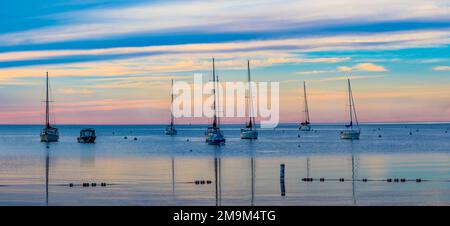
165,79,178,135
241,60,258,139
340,79,360,140
205,58,226,145
40,72,59,142
299,81,311,131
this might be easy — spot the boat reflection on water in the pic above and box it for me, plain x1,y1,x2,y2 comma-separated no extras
80,145,96,167
171,156,175,201
45,147,50,206
214,147,222,206
350,141,359,205
250,150,256,206
351,154,358,205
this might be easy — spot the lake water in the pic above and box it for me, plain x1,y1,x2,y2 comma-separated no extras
0,123,449,205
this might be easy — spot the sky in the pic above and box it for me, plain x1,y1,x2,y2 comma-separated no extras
0,0,449,125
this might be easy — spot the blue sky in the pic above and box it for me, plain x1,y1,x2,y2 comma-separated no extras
0,0,449,124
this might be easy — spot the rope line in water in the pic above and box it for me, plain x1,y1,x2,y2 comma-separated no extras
301,177,450,183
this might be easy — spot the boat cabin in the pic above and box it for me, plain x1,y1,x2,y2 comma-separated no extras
77,128,96,143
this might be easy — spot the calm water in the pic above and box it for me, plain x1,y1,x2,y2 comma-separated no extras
0,123,449,205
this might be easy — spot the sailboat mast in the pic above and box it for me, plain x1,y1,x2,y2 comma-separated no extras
216,73,221,128
350,80,359,129
170,79,174,127
212,58,217,128
347,79,353,128
247,60,254,128
45,72,50,128
303,81,310,124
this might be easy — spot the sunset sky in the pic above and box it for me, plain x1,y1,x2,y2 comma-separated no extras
0,0,449,125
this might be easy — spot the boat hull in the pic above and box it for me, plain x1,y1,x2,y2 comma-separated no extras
240,129,258,139
165,127,178,135
299,125,311,131
40,133,59,142
340,130,360,140
208,133,226,145
206,128,225,145
77,136,96,143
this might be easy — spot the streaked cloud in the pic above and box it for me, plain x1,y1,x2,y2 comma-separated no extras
57,88,95,95
433,65,450,71
296,70,335,75
0,29,448,70
337,63,388,72
337,66,353,71
1,0,449,45
318,75,384,82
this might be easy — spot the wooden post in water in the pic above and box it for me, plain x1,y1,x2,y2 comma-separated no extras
280,163,286,196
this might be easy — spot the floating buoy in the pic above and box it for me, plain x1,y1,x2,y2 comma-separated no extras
186,139,190,142
206,180,212,184
394,178,399,182
409,132,412,135
387,178,392,182
189,149,192,152
400,178,406,182
297,145,301,148
195,180,199,184
200,180,205,184
133,137,137,141
124,136,128,139
91,183,97,187
101,182,106,187
320,178,325,182
378,135,382,138
297,134,300,138
69,183,73,187
362,178,368,182
416,178,422,183
339,178,345,182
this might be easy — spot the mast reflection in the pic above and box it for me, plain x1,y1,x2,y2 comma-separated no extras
45,147,50,206
249,143,256,206
171,156,175,201
214,147,222,206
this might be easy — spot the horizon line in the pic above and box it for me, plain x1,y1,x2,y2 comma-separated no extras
2,120,450,126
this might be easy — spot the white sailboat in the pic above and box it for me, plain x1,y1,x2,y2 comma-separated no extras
205,58,226,145
40,72,59,142
241,60,258,139
340,79,360,140
165,79,178,135
299,81,311,131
